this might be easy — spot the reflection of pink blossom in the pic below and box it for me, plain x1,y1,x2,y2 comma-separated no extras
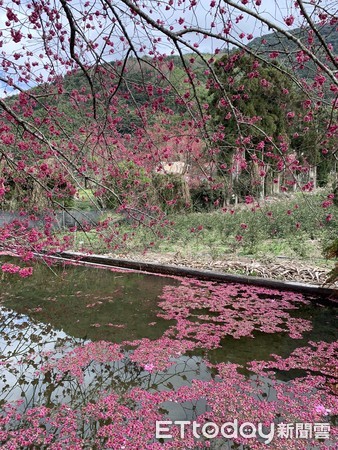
41,341,123,382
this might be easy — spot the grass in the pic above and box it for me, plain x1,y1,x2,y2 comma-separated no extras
72,189,99,211
66,190,337,264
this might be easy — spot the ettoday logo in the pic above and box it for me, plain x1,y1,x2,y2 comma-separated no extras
156,420,331,444
156,420,275,444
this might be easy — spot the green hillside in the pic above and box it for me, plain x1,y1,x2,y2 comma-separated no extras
248,23,338,80
249,23,338,54
4,23,337,142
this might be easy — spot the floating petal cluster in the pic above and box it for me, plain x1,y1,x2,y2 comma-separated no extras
158,280,313,346
0,278,336,449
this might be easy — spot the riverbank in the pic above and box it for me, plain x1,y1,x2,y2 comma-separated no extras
108,251,336,287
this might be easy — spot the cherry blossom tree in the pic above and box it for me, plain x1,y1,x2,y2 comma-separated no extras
0,0,337,265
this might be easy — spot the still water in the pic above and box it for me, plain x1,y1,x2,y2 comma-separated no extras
0,257,337,448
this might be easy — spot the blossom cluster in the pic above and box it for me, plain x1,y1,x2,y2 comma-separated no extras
1,263,33,278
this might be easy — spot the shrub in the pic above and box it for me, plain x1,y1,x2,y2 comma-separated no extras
190,181,224,212
103,161,154,210
152,173,190,212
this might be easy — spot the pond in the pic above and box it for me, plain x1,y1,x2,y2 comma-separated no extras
0,257,337,449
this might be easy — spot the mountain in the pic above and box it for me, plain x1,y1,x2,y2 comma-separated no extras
248,23,338,79
3,23,337,139
249,23,338,54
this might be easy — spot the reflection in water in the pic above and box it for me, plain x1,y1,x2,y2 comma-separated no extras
0,307,75,409
0,258,337,449
1,258,336,366
0,303,293,449
0,257,178,342
0,306,213,417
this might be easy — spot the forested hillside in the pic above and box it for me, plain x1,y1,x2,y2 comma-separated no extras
11,22,337,140
249,23,338,56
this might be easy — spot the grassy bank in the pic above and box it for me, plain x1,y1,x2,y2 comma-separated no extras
70,190,337,263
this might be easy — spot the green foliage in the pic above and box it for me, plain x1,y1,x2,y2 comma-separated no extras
1,168,74,212
208,52,302,198
1,175,33,211
190,181,225,212
232,173,260,199
73,189,97,211
103,161,153,210
152,173,189,212
333,182,338,207
248,24,338,84
325,238,338,260
290,108,335,187
108,191,336,260
324,238,338,285
210,53,295,144
208,51,334,197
